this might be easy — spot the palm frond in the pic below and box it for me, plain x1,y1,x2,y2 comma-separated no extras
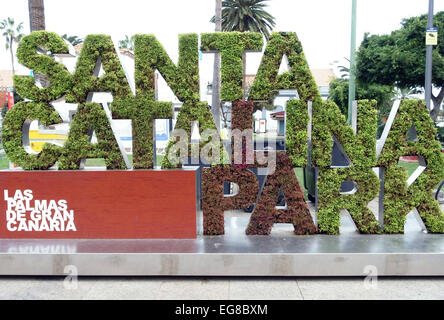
212,0,275,40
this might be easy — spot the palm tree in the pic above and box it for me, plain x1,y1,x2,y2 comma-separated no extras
118,35,135,51
62,34,83,46
28,0,45,32
0,18,24,75
211,0,276,40
394,87,417,101
211,0,276,101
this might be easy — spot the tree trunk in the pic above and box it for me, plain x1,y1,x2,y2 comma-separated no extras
430,87,444,121
28,0,45,32
212,0,222,131
10,36,15,75
29,0,49,87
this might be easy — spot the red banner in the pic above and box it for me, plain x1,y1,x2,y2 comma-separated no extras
0,170,197,239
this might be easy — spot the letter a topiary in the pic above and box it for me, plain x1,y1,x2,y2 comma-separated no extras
378,100,444,233
248,32,323,167
66,34,132,103
58,103,127,170
246,152,317,235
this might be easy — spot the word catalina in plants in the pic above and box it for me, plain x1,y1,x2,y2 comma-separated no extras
1,31,443,238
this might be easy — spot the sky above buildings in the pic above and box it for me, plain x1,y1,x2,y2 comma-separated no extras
0,0,443,73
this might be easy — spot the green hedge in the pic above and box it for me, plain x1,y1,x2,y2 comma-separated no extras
202,165,259,235
66,34,132,103
317,167,381,235
134,33,200,102
286,99,308,167
246,32,323,167
248,32,320,103
312,100,378,168
58,102,127,170
147,34,228,168
1,101,63,170
201,32,263,102
378,99,444,233
14,31,72,102
313,99,380,234
231,100,256,167
161,101,229,168
246,152,317,235
112,97,172,169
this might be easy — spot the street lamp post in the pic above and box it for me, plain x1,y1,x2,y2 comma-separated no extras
425,0,434,111
348,0,357,125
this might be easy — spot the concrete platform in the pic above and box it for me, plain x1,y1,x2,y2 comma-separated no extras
1,209,444,276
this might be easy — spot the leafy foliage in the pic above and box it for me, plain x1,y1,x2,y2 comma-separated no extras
201,32,263,101
314,100,381,235
317,167,381,235
66,34,132,103
378,100,444,233
0,17,25,74
61,34,83,46
148,34,227,168
202,165,259,235
210,0,276,40
286,99,308,167
328,78,394,116
15,31,72,102
118,35,134,51
58,102,127,170
246,152,317,235
249,32,321,104
1,101,62,170
312,100,378,168
356,11,444,119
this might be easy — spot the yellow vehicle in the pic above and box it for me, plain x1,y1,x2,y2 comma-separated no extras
28,121,69,152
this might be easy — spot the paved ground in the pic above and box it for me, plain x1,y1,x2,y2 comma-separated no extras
0,202,442,300
1,276,444,300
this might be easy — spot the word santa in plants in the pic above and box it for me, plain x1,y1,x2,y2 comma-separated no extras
1,30,443,239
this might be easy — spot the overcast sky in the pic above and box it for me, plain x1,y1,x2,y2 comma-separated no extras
0,0,443,71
